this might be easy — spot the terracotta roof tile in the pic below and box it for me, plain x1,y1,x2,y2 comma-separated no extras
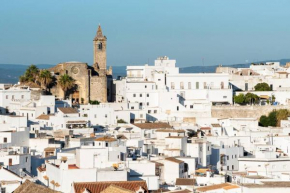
58,107,78,114
100,184,134,193
36,114,54,120
133,123,171,129
95,136,117,142
165,157,184,164
200,127,211,130
175,178,195,186
165,136,184,139
13,180,59,193
196,183,235,192
156,129,185,133
73,181,148,193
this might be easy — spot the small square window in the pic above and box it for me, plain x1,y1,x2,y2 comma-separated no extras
154,110,157,114
147,94,149,97
131,106,134,110
145,85,147,88
133,94,136,97
148,110,151,114
140,94,142,97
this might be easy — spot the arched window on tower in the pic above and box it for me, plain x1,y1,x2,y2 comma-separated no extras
98,43,103,50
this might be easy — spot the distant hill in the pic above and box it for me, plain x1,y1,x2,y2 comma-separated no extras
0,58,289,84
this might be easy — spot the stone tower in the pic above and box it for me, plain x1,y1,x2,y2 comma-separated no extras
89,25,108,103
93,25,107,76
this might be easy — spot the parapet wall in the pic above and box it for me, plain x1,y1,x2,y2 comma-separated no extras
212,105,290,119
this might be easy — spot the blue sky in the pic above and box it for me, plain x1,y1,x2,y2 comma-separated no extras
0,0,290,67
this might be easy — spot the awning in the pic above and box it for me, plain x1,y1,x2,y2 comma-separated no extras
259,95,269,99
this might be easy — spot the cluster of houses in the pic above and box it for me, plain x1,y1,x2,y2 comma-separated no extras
2,57,290,193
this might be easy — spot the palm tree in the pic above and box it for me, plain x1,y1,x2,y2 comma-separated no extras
39,70,53,92
19,75,27,83
58,74,75,99
23,64,39,83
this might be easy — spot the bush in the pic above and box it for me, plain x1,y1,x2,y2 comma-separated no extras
254,83,271,91
89,100,100,105
259,109,290,127
234,94,245,104
234,93,259,105
117,119,127,123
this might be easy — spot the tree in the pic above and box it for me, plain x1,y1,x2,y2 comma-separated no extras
19,64,40,83
276,109,290,127
58,74,75,99
259,115,268,127
234,94,245,104
39,70,53,92
267,111,277,127
259,109,290,127
254,82,271,91
245,93,259,104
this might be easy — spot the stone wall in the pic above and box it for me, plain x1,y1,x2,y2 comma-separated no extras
212,105,290,119
90,76,107,103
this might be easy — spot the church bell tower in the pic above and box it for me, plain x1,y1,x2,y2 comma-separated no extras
93,25,107,76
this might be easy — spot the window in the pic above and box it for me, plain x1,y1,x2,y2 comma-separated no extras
105,114,107,118
177,106,179,111
4,137,7,143
208,146,209,151
232,155,233,159
140,94,142,97
171,82,175,89
190,105,193,109
6,95,8,99
154,110,157,114
12,95,14,100
105,142,108,147
21,95,24,99
227,156,229,160
139,103,143,107
147,94,149,97
26,157,28,162
235,155,237,158
140,114,143,118
131,106,134,110
232,165,234,170
203,82,207,89
196,82,199,89
188,82,191,89
223,96,227,98
145,85,147,88
158,79,161,81
180,82,184,89
227,166,229,170
245,83,248,91
133,94,136,97
221,82,224,89
147,102,149,106
148,110,151,114
94,114,97,118
98,43,103,50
